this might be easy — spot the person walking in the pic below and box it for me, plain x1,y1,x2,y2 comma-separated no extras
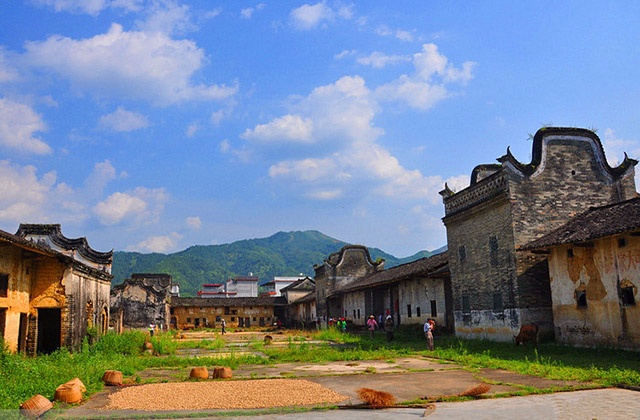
221,318,226,335
366,315,378,339
424,318,435,350
384,315,394,342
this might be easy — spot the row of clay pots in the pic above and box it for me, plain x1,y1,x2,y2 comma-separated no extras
20,377,86,418
189,366,233,379
20,370,124,418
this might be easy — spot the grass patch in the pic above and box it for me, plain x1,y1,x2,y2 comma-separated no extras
1,327,638,410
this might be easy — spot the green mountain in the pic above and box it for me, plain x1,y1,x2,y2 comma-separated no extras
112,230,436,297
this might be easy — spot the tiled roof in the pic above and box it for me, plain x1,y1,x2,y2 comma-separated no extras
332,251,449,296
522,197,640,250
172,296,287,307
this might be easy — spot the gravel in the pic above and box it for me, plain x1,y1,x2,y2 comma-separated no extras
105,379,349,411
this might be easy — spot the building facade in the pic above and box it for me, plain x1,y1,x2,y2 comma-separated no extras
440,127,637,342
313,245,384,323
524,197,640,349
0,224,112,354
170,296,286,329
110,273,174,332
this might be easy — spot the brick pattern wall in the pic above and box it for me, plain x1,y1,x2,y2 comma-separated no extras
443,130,637,342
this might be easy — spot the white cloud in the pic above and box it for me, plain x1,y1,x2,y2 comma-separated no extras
130,232,181,253
290,2,351,30
357,51,410,69
0,98,51,154
375,43,476,110
185,123,199,137
33,0,141,15
242,115,314,143
24,23,238,106
185,216,201,229
93,192,147,225
0,48,20,83
83,160,117,194
0,160,55,221
135,1,195,35
93,187,167,225
99,106,150,132
375,25,415,42
240,3,266,19
260,75,442,202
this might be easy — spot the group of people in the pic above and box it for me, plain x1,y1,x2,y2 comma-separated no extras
367,314,436,349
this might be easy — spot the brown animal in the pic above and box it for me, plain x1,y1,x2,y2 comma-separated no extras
514,324,538,346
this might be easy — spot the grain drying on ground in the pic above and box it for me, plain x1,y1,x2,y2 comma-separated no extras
105,379,348,411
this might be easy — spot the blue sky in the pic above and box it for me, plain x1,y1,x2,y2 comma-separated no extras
1,1,639,258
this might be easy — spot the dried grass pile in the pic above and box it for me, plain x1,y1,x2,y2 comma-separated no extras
458,383,491,397
356,387,397,407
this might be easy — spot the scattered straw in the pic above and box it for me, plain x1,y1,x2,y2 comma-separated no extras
356,387,397,407
458,383,491,397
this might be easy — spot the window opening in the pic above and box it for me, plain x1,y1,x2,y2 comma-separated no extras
493,293,503,312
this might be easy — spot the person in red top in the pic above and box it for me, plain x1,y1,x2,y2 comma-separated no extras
366,315,378,339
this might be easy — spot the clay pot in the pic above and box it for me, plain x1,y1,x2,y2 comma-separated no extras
189,366,209,379
54,383,83,404
20,394,53,418
102,370,123,386
264,335,273,344
212,366,232,379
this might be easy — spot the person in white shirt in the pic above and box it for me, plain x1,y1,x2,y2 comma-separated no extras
424,318,435,350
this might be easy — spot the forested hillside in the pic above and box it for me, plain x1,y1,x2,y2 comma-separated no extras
112,230,436,297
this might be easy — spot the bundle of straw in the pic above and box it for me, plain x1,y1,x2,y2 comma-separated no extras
356,387,397,407
458,383,491,397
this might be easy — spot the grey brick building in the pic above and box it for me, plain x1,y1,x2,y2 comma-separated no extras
440,127,637,341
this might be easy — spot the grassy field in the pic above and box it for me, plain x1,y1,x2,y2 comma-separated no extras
1,326,638,411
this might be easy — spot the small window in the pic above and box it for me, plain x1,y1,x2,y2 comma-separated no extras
621,283,636,306
567,248,574,258
186,317,191,323
407,304,412,318
416,307,421,317
493,293,503,312
431,300,437,317
618,238,627,248
461,296,470,314
357,309,360,319
576,290,587,308
458,245,466,262
489,236,499,266
0,274,9,297
353,309,356,318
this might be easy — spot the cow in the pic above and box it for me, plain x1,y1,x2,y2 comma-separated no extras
514,324,538,347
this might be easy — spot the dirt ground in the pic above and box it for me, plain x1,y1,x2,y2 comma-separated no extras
59,331,597,418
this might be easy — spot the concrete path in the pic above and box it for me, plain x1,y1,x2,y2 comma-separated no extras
219,388,640,420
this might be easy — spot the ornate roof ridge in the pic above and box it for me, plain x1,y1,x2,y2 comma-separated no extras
498,127,638,177
15,223,113,264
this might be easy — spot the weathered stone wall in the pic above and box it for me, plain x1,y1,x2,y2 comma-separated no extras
444,195,526,340
110,274,172,330
63,270,111,351
342,290,366,324
314,246,383,320
397,276,447,327
508,135,637,248
549,235,640,349
0,247,31,352
442,128,636,343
